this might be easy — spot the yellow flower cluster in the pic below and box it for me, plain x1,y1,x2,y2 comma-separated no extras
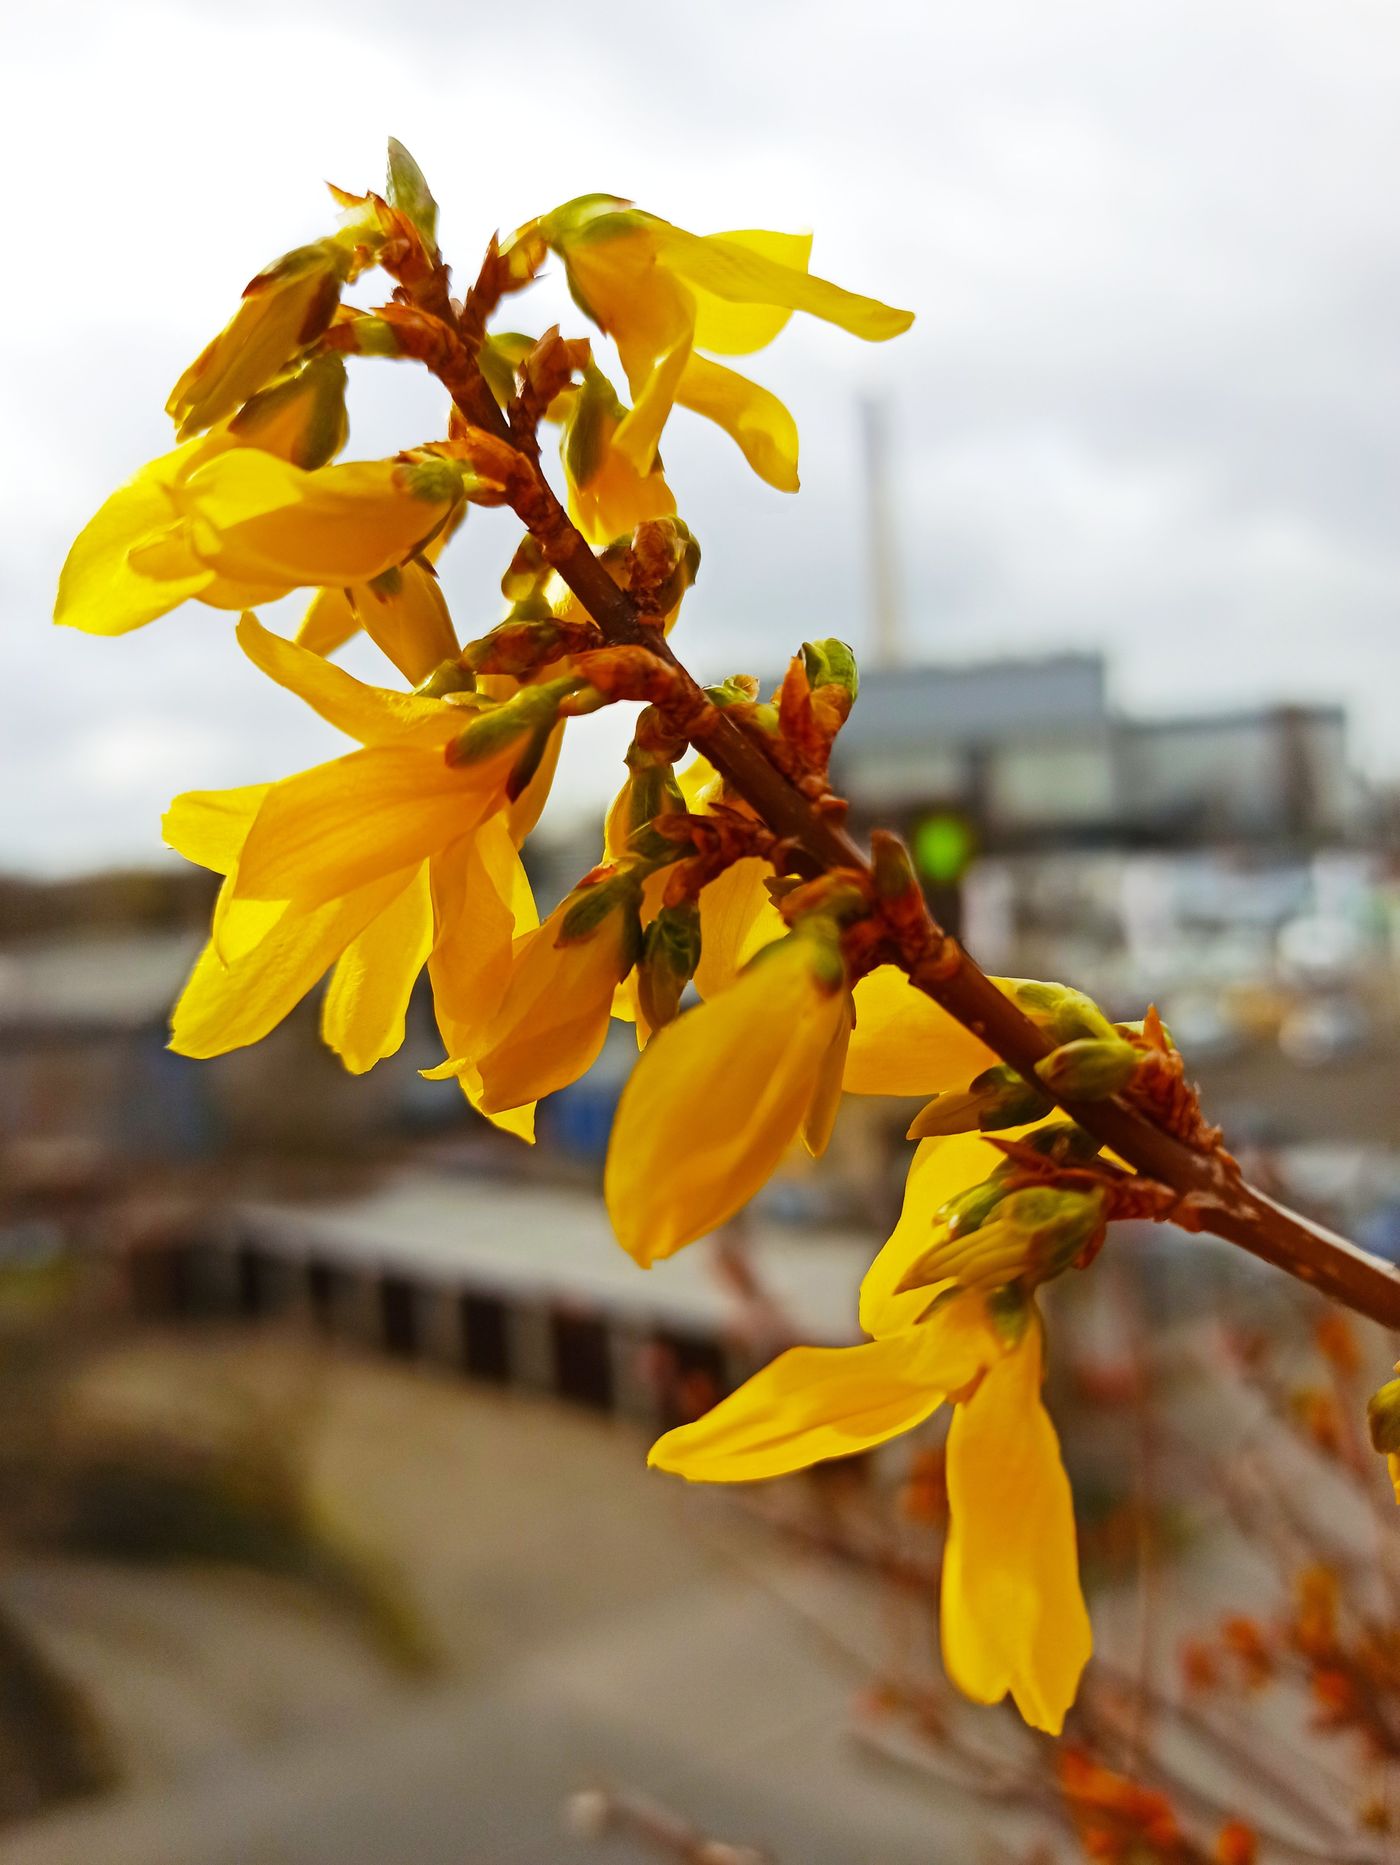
56,151,1100,1732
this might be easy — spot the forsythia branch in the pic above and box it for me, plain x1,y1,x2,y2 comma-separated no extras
434,250,1400,1333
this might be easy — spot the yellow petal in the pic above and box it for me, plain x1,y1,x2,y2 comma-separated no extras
55,442,211,635
941,1322,1091,1734
843,964,999,1097
162,783,268,874
654,223,914,343
473,901,632,1113
801,998,853,1158
649,1292,998,1484
293,513,463,664
676,355,799,492
611,303,695,476
693,857,785,1000
860,1132,1040,1339
321,864,433,1073
688,230,814,355
173,452,461,589
427,817,537,1065
676,753,722,812
233,743,508,908
568,430,677,547
423,822,539,1140
214,892,289,966
235,612,467,747
170,866,416,1058
605,933,846,1266
352,558,460,684
296,585,359,658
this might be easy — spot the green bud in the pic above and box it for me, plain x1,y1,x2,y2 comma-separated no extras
1012,979,1119,1044
938,1178,1012,1240
565,362,623,492
478,332,536,409
345,315,403,358
1013,1120,1105,1167
504,722,556,803
637,903,702,1032
445,675,579,767
402,455,468,506
705,675,760,709
1368,1376,1400,1454
1036,1037,1139,1101
898,1185,1105,1297
559,869,643,945
386,138,439,249
907,1064,1052,1138
870,832,920,904
801,638,859,703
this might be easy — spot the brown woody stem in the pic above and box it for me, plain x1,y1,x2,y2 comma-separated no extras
420,277,1400,1332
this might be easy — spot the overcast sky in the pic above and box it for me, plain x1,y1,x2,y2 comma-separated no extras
6,0,1400,874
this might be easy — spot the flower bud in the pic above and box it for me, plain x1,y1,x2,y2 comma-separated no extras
869,831,920,906
705,674,762,709
167,238,353,439
228,353,349,471
636,902,702,1032
907,1064,1051,1138
474,879,642,1114
801,637,859,704
897,1186,1106,1296
939,1178,1012,1240
1011,979,1119,1045
1035,1036,1138,1101
385,137,439,249
446,675,580,768
354,558,460,684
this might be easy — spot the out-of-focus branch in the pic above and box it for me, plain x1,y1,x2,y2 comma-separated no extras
563,1785,772,1864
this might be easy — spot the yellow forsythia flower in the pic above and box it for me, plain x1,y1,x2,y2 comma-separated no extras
534,198,912,490
226,353,350,472
136,451,466,593
859,1130,1044,1339
561,361,676,547
941,1312,1091,1733
57,445,465,637
604,923,849,1266
692,855,788,1000
165,619,535,1137
649,1285,1090,1734
298,558,460,685
167,238,355,440
295,502,465,675
468,882,642,1115
55,432,286,636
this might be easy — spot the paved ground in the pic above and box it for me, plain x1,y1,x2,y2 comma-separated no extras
0,1330,1011,1865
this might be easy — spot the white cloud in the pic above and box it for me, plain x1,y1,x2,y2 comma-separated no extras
6,0,1400,870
